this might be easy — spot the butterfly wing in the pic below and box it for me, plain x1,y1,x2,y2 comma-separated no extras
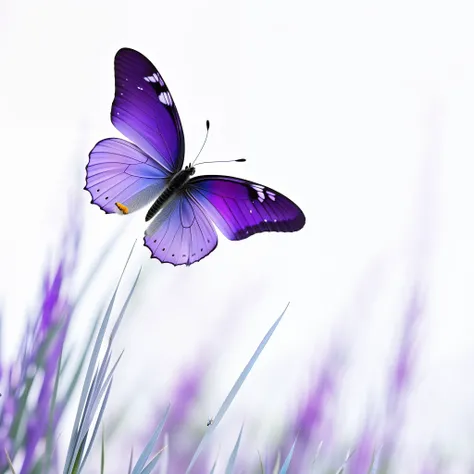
187,176,305,240
112,48,185,174
144,191,218,266
85,138,169,214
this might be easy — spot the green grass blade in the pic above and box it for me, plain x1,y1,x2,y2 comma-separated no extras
4,448,17,474
101,426,105,474
43,350,63,474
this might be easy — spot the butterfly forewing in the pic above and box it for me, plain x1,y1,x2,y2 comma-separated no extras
85,138,169,214
112,48,185,173
187,176,306,240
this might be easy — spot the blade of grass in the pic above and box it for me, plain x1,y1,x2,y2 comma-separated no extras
71,228,133,311
158,433,169,474
76,265,140,443
257,451,265,474
4,448,17,474
63,292,116,471
63,244,138,473
71,438,87,474
279,438,297,474
225,425,243,474
60,310,102,406
128,449,134,474
43,350,63,474
185,303,289,474
139,450,165,474
131,405,170,474
209,461,217,474
368,446,382,473
9,322,63,446
272,453,281,474
335,449,354,474
78,376,115,472
101,427,105,474
77,351,119,444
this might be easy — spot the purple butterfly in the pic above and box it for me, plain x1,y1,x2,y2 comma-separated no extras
85,48,305,266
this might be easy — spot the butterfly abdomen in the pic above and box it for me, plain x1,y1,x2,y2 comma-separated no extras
145,166,195,222
145,187,173,221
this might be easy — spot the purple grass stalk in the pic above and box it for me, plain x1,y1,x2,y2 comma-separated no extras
165,365,206,431
20,315,69,474
388,287,423,413
269,350,342,473
40,263,64,333
294,359,338,442
133,365,210,473
20,266,71,473
161,370,211,472
0,234,77,473
346,424,377,474
380,285,424,470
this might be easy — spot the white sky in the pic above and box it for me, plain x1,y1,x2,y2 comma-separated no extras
2,0,474,471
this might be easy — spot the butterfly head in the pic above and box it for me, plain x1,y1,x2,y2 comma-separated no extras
184,163,196,176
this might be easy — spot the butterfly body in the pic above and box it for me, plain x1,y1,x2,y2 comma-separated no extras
85,48,305,266
145,164,195,222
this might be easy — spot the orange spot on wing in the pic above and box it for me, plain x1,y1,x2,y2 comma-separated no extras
115,202,129,214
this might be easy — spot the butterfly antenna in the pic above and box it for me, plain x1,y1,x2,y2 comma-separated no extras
194,158,246,167
192,120,246,167
192,120,211,166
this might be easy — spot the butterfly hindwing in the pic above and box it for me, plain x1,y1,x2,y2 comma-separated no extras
85,138,170,214
112,48,185,174
144,191,218,266
187,176,306,240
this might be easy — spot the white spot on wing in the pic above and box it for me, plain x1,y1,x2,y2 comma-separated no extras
257,191,265,202
159,91,173,106
143,72,165,86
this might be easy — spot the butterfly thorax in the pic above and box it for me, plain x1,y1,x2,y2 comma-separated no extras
145,165,196,222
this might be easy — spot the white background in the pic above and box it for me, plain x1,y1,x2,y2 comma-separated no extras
2,0,474,471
